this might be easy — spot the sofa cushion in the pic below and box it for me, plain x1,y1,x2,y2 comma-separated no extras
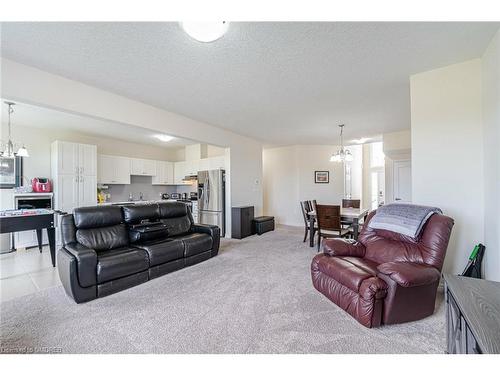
175,233,213,257
132,239,184,266
340,256,379,276
315,255,376,294
160,217,192,236
76,224,129,251
96,247,149,283
158,201,193,236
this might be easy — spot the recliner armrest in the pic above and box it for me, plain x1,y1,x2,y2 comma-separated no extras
63,242,98,287
377,262,440,287
322,238,366,257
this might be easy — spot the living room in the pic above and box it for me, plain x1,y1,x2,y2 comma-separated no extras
1,1,499,373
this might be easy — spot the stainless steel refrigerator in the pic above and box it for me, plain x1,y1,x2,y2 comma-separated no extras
197,169,225,236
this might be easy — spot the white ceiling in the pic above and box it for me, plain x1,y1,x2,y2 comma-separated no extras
0,100,196,148
1,22,498,145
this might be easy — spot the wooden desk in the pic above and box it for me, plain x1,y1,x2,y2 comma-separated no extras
308,207,369,247
444,274,500,354
0,210,56,267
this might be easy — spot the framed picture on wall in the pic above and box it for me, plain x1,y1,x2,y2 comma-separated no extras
314,171,329,184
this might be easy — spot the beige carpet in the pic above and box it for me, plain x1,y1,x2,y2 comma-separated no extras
0,226,446,354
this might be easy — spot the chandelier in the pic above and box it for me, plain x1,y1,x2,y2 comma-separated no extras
330,124,353,162
1,101,29,158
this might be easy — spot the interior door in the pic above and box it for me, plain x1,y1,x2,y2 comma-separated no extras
393,160,412,202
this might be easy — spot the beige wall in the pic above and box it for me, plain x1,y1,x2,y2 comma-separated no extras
410,59,484,275
481,29,500,281
263,145,361,226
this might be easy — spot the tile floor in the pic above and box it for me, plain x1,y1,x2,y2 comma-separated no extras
0,246,60,303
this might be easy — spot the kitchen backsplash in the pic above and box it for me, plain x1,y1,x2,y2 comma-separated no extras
102,175,196,202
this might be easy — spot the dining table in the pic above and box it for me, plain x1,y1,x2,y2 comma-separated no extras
307,207,369,247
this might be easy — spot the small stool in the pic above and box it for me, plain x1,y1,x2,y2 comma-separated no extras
252,216,275,235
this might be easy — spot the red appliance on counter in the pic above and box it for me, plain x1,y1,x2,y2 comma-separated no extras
32,177,52,193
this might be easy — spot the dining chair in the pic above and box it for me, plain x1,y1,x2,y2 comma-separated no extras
300,200,316,243
315,204,350,251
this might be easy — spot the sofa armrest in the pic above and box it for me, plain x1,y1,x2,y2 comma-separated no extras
191,224,221,256
322,238,366,257
377,262,440,288
192,223,220,238
63,242,98,287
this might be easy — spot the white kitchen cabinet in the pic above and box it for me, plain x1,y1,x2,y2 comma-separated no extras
98,155,131,184
57,174,79,214
174,161,187,184
79,143,97,176
51,141,97,214
185,159,200,176
131,158,157,176
152,161,174,185
55,141,78,175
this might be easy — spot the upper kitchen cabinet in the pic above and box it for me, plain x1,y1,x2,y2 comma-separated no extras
173,161,187,184
185,159,200,176
152,160,174,185
98,155,131,184
131,158,157,176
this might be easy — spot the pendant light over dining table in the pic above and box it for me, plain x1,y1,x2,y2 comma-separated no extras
330,124,353,162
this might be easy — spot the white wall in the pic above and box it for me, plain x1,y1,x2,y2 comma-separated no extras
410,59,484,275
481,29,500,281
1,59,264,235
263,145,360,226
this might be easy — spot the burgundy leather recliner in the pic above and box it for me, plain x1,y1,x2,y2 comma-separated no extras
311,210,454,328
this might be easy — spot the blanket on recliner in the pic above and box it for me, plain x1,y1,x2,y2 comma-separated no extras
368,203,442,239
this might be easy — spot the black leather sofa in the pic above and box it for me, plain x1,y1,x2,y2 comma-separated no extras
57,201,220,303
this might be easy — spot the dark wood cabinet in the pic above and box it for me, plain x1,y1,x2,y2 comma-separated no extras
231,206,254,239
444,274,500,354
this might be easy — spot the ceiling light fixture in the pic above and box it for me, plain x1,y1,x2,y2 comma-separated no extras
154,134,174,142
330,124,353,163
1,102,29,158
180,21,229,43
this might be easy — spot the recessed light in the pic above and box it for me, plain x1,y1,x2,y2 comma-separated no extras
154,134,174,142
180,22,229,43
351,137,370,144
